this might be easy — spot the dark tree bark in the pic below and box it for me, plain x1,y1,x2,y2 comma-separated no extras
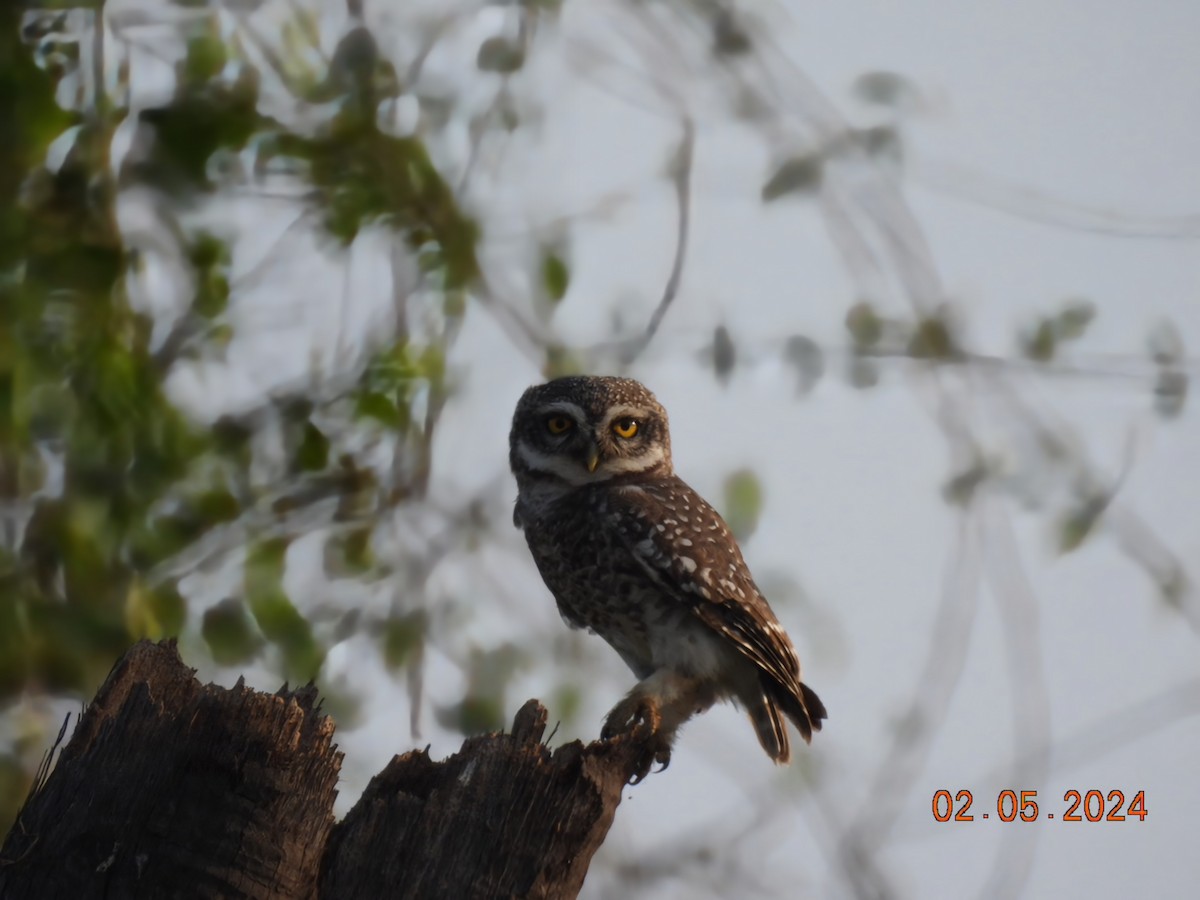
0,640,647,900
320,701,636,900
0,641,341,900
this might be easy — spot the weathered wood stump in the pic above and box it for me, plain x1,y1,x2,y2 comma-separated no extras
0,640,648,899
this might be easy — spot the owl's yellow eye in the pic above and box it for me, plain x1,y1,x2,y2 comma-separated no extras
546,416,574,435
612,417,639,439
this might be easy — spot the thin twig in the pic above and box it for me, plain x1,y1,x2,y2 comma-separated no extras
840,509,983,856
978,676,1200,783
807,777,897,900
405,11,462,87
92,1,107,120
979,501,1053,899
471,272,549,364
628,116,694,362
911,156,1200,241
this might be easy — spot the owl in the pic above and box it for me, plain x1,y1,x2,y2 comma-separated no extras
509,375,825,780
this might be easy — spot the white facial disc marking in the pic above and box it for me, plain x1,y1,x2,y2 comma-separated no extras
516,441,665,485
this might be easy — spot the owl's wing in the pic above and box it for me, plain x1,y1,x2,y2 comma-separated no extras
602,479,806,700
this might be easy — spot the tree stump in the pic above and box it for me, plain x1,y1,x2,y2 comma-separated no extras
0,640,648,899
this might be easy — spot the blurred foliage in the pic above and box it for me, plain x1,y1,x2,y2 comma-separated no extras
435,643,527,735
710,325,736,386
0,3,482,832
721,468,763,542
761,153,823,202
540,247,570,304
1019,298,1096,362
1148,320,1189,419
783,335,824,395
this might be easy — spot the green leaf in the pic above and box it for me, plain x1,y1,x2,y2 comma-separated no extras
354,391,406,429
293,421,330,471
942,462,989,506
761,154,823,202
382,611,427,671
1058,496,1107,554
202,597,263,666
845,302,883,349
542,344,584,380
852,71,919,108
1059,513,1094,554
311,679,364,729
147,581,187,637
435,644,525,734
908,315,958,360
212,416,253,459
476,37,524,73
1148,320,1188,418
417,344,445,382
723,468,764,541
541,250,570,303
1154,369,1188,419
193,487,241,524
324,527,375,577
712,11,752,56
1021,319,1057,362
858,126,903,165
124,577,164,640
138,68,261,192
552,683,584,727
184,32,227,85
244,539,324,681
712,325,736,385
188,232,231,318
124,578,187,640
1054,297,1096,340
443,694,505,735
324,26,380,97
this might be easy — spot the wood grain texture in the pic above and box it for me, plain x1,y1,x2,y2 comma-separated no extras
0,641,650,900
321,699,645,900
0,640,341,900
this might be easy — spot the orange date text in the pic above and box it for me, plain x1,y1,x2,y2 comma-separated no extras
931,789,1147,823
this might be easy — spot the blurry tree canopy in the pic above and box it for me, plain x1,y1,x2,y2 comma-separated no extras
1,1,483,828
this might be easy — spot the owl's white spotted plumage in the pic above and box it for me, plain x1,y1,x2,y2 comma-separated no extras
509,375,825,777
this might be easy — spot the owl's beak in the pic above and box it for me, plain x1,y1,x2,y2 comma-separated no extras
585,443,601,473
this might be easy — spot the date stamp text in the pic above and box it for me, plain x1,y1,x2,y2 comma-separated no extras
932,789,1147,823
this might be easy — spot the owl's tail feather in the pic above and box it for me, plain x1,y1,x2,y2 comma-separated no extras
751,675,828,763
750,697,792,763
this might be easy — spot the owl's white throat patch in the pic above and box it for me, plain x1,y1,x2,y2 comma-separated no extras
516,441,666,486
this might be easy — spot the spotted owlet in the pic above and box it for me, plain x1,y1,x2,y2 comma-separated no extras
509,375,825,778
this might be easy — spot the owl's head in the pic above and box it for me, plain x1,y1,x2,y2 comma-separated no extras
509,375,673,488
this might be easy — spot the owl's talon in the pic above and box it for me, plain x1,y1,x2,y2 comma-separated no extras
601,695,661,741
654,746,671,773
626,736,671,785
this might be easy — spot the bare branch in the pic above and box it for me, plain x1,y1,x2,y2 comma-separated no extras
983,676,1200,782
628,116,694,362
841,511,983,855
912,156,1200,241
979,503,1052,899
